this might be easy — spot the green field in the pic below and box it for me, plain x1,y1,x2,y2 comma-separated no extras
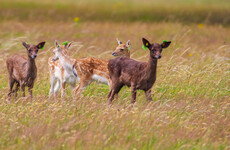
0,0,229,149
0,0,230,24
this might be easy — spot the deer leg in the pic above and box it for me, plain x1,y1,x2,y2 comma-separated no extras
145,89,152,102
74,80,90,97
28,85,33,100
108,84,123,105
49,77,56,99
13,81,20,97
108,90,115,105
70,83,76,99
54,79,60,99
8,78,15,99
131,84,137,104
61,82,66,100
20,81,25,97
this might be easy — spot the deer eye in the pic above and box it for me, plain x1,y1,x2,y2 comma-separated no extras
28,50,32,53
120,49,124,51
35,50,38,53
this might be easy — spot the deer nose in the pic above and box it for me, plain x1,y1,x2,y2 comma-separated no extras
33,55,37,58
112,52,117,56
158,55,161,59
52,57,58,61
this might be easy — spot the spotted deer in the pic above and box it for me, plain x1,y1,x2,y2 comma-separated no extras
6,41,46,100
107,38,171,104
52,39,131,97
48,42,77,100
112,39,131,57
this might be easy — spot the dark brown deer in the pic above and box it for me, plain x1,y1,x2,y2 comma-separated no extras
107,38,171,104
6,41,45,100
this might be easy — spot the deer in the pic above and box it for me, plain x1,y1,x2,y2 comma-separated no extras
6,41,46,100
72,39,131,96
107,38,171,104
112,38,131,57
52,39,131,97
48,42,77,100
49,39,130,100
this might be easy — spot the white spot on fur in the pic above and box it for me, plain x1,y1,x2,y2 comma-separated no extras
92,74,109,85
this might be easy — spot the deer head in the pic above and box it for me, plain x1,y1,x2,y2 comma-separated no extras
22,41,45,59
142,38,171,59
52,40,72,61
112,38,131,57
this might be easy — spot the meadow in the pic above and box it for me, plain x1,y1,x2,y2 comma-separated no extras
0,0,229,149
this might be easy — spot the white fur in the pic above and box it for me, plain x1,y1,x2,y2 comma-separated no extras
49,63,78,100
92,74,109,85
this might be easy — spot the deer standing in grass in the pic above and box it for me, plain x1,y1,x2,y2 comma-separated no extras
6,41,46,100
48,42,77,100
107,38,171,104
52,39,131,97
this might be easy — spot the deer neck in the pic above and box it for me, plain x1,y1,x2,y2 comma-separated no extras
28,57,36,71
27,56,37,77
146,55,158,77
58,51,75,73
126,51,130,58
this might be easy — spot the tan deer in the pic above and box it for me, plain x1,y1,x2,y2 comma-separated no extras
52,39,131,97
112,39,131,57
48,42,77,100
49,39,130,99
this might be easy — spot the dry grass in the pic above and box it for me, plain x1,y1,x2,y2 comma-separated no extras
0,20,229,149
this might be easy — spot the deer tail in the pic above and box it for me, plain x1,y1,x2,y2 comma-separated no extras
72,65,78,78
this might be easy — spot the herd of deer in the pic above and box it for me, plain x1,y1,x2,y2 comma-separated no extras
6,38,171,104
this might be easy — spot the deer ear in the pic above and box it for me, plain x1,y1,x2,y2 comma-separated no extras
55,40,60,48
65,42,72,49
126,40,131,50
22,42,30,49
142,38,151,49
37,41,46,49
116,38,122,45
161,41,171,49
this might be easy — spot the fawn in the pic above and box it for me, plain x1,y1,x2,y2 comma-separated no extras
107,38,171,104
49,39,129,100
72,39,131,96
112,38,131,57
48,42,77,100
6,41,45,100
52,39,131,97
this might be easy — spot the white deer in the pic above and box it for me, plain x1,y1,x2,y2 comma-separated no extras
48,42,77,100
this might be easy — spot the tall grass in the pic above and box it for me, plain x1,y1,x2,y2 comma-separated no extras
0,21,229,149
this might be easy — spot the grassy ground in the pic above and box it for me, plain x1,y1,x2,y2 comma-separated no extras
0,21,229,149
0,0,230,149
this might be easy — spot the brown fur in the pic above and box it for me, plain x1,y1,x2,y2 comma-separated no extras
6,41,45,100
107,38,171,104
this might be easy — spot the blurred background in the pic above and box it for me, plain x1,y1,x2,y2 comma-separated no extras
0,0,230,24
